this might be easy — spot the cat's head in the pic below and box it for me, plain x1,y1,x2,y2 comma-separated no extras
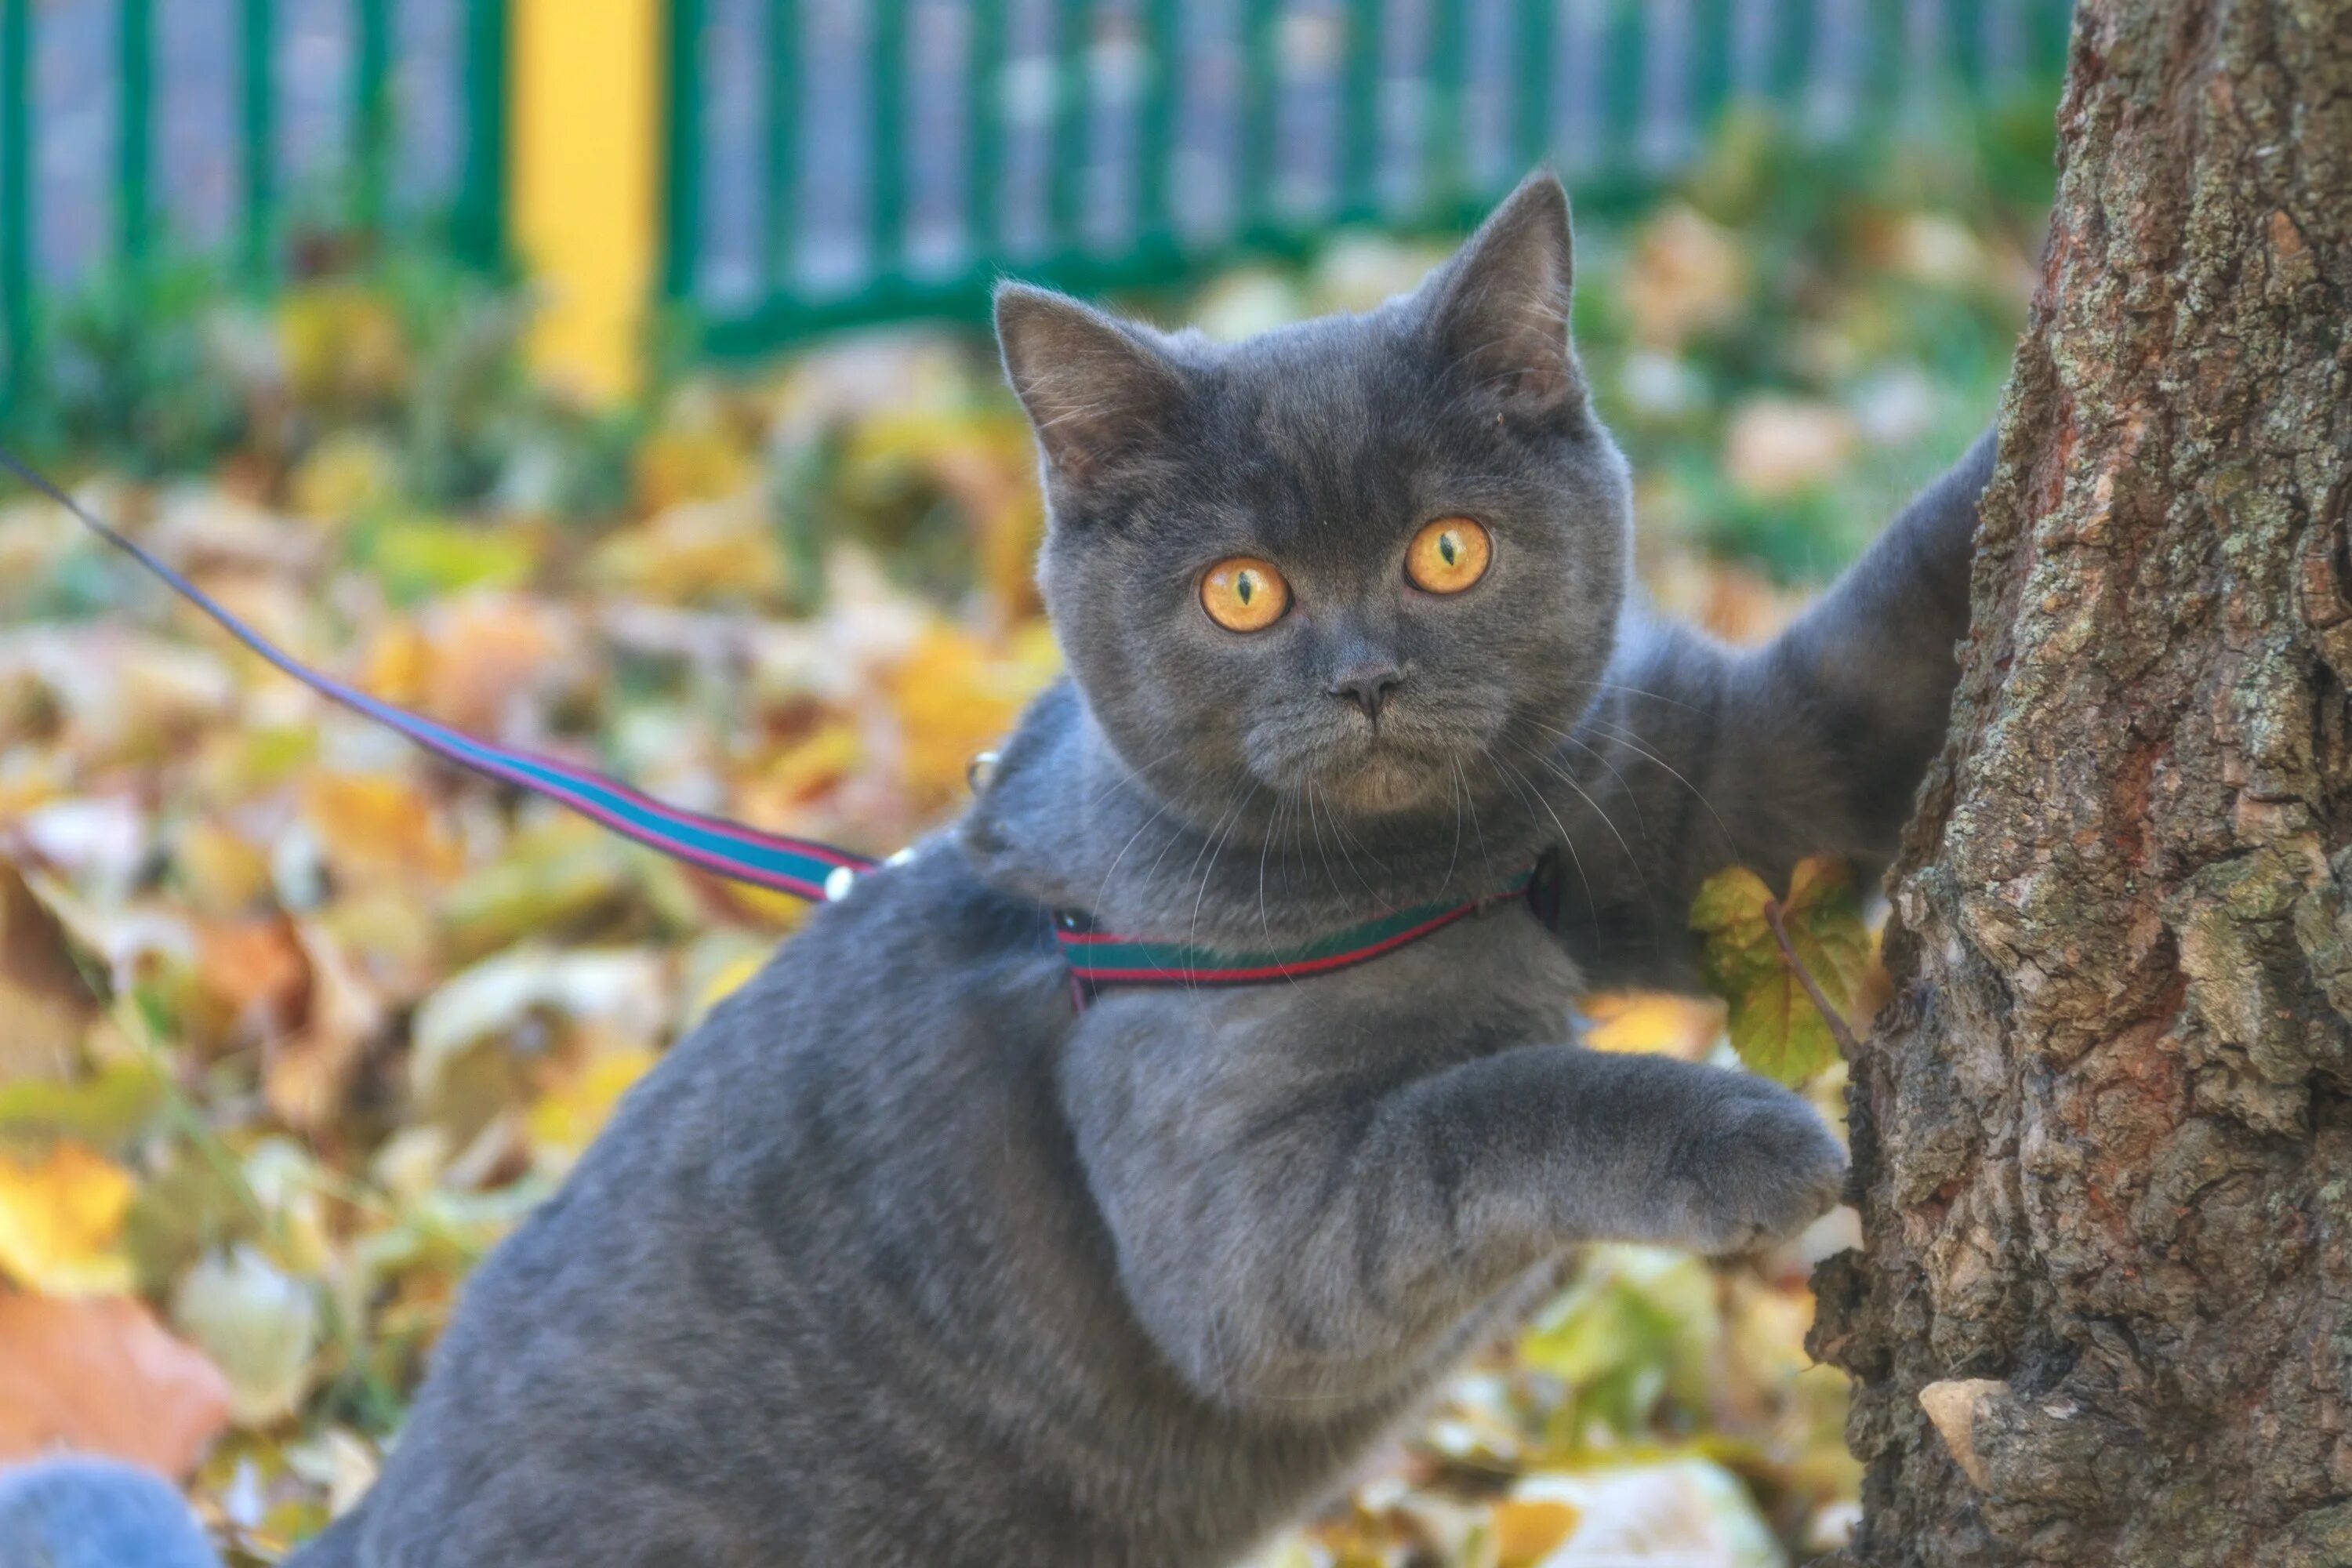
996,172,1630,838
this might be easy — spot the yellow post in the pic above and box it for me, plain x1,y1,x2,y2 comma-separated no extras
510,0,659,402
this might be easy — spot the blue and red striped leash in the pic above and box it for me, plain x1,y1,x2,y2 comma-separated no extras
4,452,1554,1000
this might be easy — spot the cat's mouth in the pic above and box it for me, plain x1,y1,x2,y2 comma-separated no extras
1248,710,1483,815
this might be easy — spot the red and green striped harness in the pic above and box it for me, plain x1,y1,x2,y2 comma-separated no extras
7,454,1560,1005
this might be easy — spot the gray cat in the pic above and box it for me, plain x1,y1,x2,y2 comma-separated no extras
0,172,1994,1568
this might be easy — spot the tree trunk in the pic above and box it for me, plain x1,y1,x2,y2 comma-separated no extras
1810,2,2352,1564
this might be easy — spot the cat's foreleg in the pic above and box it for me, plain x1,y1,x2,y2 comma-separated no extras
1065,1010,1841,1412
1548,429,1998,990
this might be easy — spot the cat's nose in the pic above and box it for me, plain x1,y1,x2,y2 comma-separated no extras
1327,663,1406,723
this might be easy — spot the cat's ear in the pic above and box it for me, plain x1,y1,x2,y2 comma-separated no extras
1416,170,1584,414
995,284,1187,479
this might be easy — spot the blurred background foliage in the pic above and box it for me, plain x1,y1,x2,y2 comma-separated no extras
0,24,2053,1566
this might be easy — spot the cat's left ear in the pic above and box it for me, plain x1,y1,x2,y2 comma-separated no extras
1416,170,1584,416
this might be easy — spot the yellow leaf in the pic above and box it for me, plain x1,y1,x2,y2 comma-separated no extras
527,1048,659,1162
170,820,274,915
1726,968,1842,1086
589,496,784,604
1690,855,1867,1086
1580,993,1721,1058
1492,1497,1582,1567
0,1142,138,1297
1689,864,1779,995
438,817,636,959
634,423,757,514
717,880,818,931
0,863,103,1084
278,285,409,405
366,517,539,600
690,949,768,1022
746,720,863,808
286,430,399,527
841,408,1046,624
302,772,462,887
358,619,434,706
887,624,1059,813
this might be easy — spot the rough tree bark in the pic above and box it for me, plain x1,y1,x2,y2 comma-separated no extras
1811,1,2352,1564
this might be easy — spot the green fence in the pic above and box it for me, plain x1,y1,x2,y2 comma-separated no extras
0,0,507,413
0,0,2072,411
665,0,2073,360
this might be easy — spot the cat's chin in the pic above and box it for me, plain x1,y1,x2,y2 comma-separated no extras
1317,752,1450,816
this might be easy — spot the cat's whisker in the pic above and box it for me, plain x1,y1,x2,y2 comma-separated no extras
1301,782,1346,901
1255,794,1280,942
1456,755,1496,890
1094,795,1178,927
1503,731,1642,860
1323,797,1395,903
1571,714,1734,842
1088,744,1186,811
1313,782,1382,906
1186,797,1247,968
1587,679,1704,712
1484,753,1597,925
1516,719,1652,842
1441,760,1465,895
1533,709,1721,821
1504,735,1651,908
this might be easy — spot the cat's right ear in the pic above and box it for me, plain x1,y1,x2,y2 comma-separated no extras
994,284,1186,481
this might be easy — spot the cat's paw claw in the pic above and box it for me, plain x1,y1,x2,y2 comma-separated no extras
1664,1081,1846,1256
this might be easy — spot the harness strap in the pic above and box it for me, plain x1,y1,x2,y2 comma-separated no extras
1054,862,1557,1008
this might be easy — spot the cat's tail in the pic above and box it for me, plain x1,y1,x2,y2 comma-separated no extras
0,1457,220,1568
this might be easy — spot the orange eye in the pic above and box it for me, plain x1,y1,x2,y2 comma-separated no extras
1405,517,1492,594
1200,557,1290,632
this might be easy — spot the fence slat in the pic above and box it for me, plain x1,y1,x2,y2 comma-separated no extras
1340,0,1384,221
453,0,506,269
239,0,274,278
873,0,908,277
662,0,706,300
1641,0,1692,168
765,0,799,289
964,0,1004,262
1770,0,1809,103
354,0,391,234
1238,0,1280,235
1690,0,1734,136
1425,0,1468,217
1515,0,1555,173
120,0,153,267
1,0,27,408
1134,0,1177,250
1051,0,1090,255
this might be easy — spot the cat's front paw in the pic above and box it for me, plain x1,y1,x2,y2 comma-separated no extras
1661,1077,1846,1256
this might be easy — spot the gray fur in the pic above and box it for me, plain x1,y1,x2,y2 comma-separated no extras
1,172,1994,1568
